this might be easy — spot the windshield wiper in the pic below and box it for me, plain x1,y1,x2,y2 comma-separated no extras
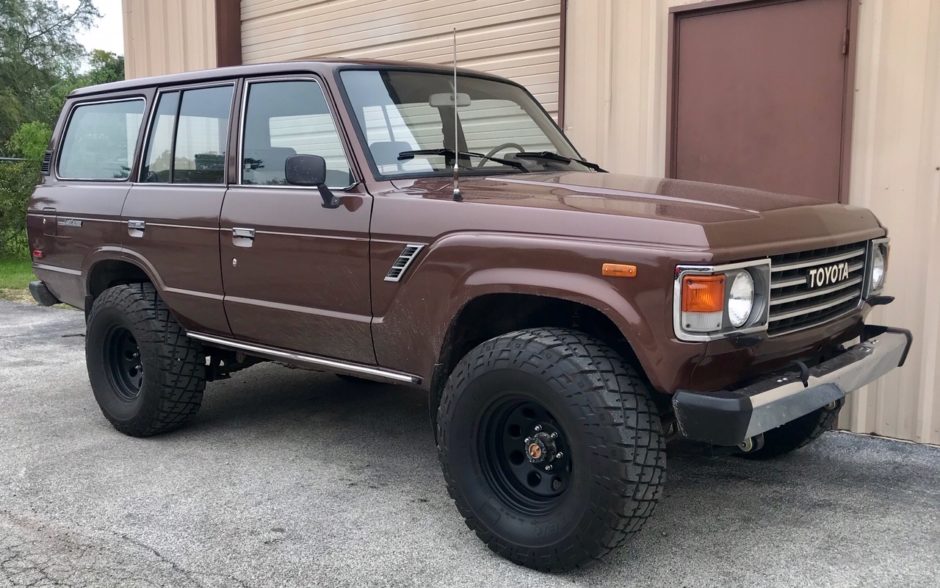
397,148,529,173
514,151,606,172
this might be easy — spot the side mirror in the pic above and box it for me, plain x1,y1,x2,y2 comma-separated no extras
285,154,340,209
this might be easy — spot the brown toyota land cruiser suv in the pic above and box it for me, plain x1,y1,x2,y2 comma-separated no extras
27,60,911,571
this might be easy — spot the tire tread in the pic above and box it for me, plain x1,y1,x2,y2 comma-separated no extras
87,283,205,436
437,327,665,571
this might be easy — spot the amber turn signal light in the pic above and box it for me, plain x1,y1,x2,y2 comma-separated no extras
681,274,725,312
602,263,637,278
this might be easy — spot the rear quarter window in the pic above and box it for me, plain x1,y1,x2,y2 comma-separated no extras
57,99,145,180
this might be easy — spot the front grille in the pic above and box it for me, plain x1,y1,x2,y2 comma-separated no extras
768,241,867,336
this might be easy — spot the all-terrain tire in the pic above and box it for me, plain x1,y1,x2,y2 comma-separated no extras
86,283,205,437
437,328,666,572
741,400,843,460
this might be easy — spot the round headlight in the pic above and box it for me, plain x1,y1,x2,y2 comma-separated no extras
870,247,886,292
728,271,755,328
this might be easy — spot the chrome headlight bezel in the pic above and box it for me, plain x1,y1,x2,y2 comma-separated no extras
673,259,772,342
865,237,889,297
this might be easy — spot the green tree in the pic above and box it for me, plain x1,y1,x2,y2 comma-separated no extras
0,0,100,145
82,49,124,86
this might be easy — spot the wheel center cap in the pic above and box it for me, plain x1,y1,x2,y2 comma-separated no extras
523,431,556,464
527,442,543,460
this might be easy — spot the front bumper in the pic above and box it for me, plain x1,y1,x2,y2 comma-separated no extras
672,325,912,446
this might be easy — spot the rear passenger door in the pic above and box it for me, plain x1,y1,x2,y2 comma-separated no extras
219,76,375,364
122,82,236,336
30,96,146,307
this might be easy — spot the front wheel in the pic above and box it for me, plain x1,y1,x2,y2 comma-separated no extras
437,328,665,571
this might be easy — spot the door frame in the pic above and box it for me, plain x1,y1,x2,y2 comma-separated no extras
664,0,860,203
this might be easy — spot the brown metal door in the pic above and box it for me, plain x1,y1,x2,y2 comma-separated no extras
123,84,235,336
220,77,375,364
668,0,853,201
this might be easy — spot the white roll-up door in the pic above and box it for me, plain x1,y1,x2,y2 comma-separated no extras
240,0,562,117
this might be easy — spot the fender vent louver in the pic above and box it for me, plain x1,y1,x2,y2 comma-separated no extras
40,151,52,175
384,244,425,282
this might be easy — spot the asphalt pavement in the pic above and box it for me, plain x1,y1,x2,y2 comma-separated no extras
1,300,938,587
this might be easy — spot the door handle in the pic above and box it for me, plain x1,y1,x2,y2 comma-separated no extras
127,219,146,238
232,227,255,248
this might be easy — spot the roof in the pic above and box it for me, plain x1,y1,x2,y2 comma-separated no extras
68,58,496,97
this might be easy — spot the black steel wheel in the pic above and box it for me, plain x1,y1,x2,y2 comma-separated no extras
104,326,143,400
86,283,205,437
437,328,666,572
480,398,571,514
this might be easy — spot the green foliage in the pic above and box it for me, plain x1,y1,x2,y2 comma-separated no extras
82,49,124,86
0,0,101,145
0,255,34,290
5,121,51,160
0,159,39,258
0,1,124,258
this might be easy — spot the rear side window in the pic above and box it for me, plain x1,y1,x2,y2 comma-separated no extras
241,80,353,187
57,99,145,180
141,85,234,184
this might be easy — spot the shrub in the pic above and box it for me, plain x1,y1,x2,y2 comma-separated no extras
6,121,52,161
0,160,39,258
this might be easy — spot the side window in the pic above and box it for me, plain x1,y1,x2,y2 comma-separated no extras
242,80,353,187
141,85,233,184
141,92,179,182
58,99,145,180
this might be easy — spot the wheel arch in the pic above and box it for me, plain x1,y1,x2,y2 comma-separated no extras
84,254,161,315
427,285,657,435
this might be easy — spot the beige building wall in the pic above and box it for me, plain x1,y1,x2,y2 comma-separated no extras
240,0,562,117
121,0,939,443
123,0,218,79
564,0,940,444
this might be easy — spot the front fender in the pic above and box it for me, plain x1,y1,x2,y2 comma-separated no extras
371,232,703,391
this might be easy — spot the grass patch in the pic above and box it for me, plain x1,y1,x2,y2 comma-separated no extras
0,256,34,301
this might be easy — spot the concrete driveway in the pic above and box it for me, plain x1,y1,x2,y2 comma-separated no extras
1,300,938,587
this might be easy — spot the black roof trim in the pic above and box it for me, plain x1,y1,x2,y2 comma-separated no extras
69,59,493,98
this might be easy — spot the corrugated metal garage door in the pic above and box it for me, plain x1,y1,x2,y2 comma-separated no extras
240,0,562,118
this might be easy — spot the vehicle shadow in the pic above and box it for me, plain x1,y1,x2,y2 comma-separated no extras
179,362,937,584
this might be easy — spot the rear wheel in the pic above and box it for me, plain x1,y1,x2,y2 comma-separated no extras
740,400,843,459
86,283,205,437
437,328,665,571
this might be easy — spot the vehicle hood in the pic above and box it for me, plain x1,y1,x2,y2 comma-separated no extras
389,171,885,256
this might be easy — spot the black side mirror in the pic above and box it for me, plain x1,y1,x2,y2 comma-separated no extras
285,154,340,209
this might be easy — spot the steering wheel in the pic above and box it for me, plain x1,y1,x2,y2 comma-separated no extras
481,142,525,167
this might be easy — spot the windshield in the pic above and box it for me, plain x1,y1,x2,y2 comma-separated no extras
340,69,591,178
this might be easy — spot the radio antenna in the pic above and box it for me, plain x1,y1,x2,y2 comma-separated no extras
452,27,462,202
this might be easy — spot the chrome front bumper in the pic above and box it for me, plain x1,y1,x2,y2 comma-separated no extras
672,325,913,446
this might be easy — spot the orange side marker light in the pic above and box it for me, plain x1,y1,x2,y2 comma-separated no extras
602,263,638,278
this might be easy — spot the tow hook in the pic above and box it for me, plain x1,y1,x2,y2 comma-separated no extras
738,434,765,454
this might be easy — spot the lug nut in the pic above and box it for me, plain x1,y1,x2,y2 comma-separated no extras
534,425,542,432
555,452,564,460
544,464,553,471
550,432,558,439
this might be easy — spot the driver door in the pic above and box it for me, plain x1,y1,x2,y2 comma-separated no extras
220,76,375,364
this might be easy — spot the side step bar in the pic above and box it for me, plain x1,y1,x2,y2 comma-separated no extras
187,332,421,385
